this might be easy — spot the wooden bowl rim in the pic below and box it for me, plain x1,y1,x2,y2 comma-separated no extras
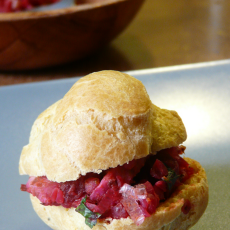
0,0,131,21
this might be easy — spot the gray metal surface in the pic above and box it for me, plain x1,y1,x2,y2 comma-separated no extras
1,60,230,229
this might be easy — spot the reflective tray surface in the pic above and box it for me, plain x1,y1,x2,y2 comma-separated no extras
1,60,230,229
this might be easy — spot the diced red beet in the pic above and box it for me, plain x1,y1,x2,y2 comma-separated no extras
86,201,100,213
153,184,165,200
155,180,167,192
139,205,151,218
56,189,64,204
150,159,168,179
85,177,100,195
143,181,155,194
49,187,64,204
97,187,121,214
138,197,148,210
138,193,159,215
50,188,58,202
86,187,122,215
90,171,116,202
176,156,189,170
71,199,82,208
146,194,159,214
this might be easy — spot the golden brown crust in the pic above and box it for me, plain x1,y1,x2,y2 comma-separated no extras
30,158,208,230
151,105,187,152
19,70,186,182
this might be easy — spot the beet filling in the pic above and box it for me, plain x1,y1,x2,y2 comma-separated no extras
21,146,194,226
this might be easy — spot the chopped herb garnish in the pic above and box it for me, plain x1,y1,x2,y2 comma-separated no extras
163,167,180,191
75,196,101,229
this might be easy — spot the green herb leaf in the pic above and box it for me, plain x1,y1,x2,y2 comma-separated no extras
163,167,180,191
75,196,101,229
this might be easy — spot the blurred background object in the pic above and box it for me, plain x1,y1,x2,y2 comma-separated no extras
1,0,230,85
0,0,144,70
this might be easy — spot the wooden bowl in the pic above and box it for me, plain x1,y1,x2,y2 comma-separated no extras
0,0,144,70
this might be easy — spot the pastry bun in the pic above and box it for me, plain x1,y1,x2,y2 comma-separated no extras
19,70,187,182
30,158,208,230
19,70,208,230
